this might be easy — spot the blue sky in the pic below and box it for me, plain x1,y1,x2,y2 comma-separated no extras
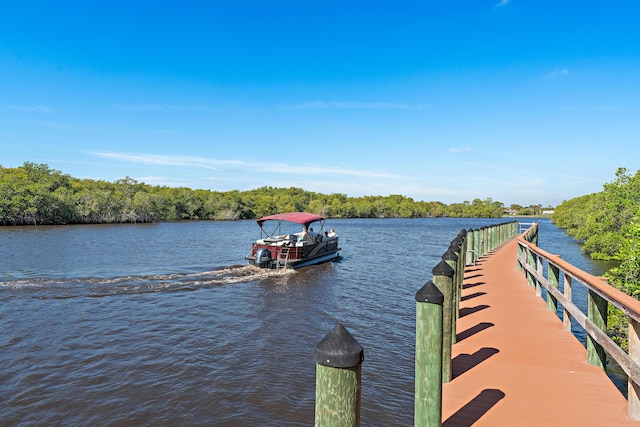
1,1,639,207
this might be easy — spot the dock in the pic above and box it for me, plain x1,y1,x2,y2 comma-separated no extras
442,237,635,426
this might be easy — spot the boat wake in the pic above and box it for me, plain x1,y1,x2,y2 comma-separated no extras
0,265,296,299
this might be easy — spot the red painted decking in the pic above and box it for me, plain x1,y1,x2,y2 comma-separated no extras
442,238,639,426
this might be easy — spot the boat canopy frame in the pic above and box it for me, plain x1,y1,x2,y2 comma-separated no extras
255,212,326,238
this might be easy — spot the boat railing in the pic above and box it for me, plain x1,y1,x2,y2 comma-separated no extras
278,247,292,268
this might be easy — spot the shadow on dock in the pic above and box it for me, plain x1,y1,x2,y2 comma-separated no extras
443,389,506,427
452,347,499,379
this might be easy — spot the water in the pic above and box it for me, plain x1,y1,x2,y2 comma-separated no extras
0,217,608,425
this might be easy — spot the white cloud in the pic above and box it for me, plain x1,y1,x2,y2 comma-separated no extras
112,104,214,112
448,147,471,153
470,175,520,186
594,105,622,112
545,69,570,79
89,151,404,180
495,0,509,6
113,104,175,112
4,104,53,113
3,118,76,129
279,101,429,110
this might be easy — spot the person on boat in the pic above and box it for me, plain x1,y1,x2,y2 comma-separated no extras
308,227,317,238
297,227,314,244
327,228,336,237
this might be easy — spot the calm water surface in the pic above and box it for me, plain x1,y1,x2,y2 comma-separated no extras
0,218,610,425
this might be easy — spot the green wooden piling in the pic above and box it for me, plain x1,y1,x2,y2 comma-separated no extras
457,229,467,263
482,226,489,256
530,222,539,245
535,253,543,297
547,262,559,313
628,318,640,419
492,224,496,247
432,260,455,383
526,246,536,288
314,323,364,427
466,228,475,265
450,237,464,330
587,290,607,369
415,280,444,427
442,247,459,345
485,225,491,252
455,231,466,290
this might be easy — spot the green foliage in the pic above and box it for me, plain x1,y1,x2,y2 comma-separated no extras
553,168,640,260
605,218,640,298
448,198,505,218
554,167,640,349
607,305,629,352
1,162,513,226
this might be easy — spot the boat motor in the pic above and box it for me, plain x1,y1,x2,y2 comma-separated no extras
255,248,273,268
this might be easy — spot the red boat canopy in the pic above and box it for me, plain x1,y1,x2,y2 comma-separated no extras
256,212,325,228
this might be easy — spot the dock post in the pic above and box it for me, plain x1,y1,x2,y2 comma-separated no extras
490,224,496,250
535,252,543,297
314,323,364,427
531,222,539,245
456,230,467,294
547,262,560,314
432,260,455,383
587,290,607,369
442,246,459,345
415,280,444,427
628,318,640,420
466,228,475,265
484,225,490,252
563,275,573,332
526,245,536,288
457,229,467,269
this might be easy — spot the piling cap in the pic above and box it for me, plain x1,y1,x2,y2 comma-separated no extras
415,280,444,305
458,228,467,237
442,247,458,261
314,323,364,368
432,259,455,277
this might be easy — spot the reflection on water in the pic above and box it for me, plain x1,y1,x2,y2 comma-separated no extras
0,217,616,425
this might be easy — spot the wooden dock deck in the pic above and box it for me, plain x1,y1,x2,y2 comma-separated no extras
442,238,638,426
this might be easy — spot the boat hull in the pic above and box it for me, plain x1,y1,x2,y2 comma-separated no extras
246,248,340,269
280,250,341,269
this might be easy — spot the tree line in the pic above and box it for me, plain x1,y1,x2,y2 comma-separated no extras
0,162,528,226
553,167,640,349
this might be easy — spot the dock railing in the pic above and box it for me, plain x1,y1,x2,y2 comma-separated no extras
314,220,519,426
517,223,640,420
317,220,640,425
414,220,518,425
